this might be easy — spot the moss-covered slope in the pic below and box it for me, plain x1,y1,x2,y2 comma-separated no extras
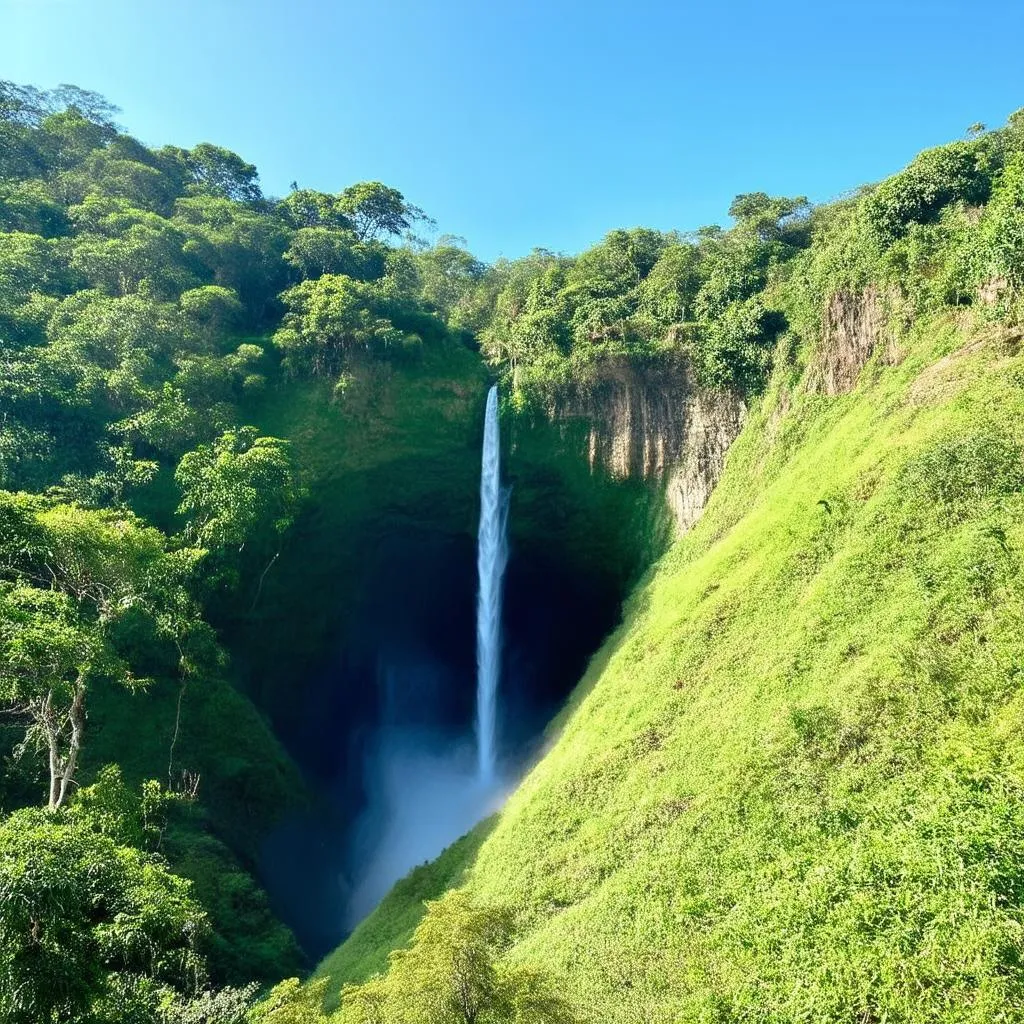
319,308,1024,1020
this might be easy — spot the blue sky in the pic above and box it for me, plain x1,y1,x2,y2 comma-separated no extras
3,0,1023,260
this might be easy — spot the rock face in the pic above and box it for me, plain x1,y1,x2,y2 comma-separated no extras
808,286,899,395
978,276,1009,306
547,356,746,534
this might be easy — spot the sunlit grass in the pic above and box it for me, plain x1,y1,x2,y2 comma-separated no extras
322,313,1024,1021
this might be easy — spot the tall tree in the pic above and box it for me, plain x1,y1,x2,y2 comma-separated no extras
0,494,203,809
183,143,262,204
338,181,426,242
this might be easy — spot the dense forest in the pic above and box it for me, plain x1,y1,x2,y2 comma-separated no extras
2,74,1024,1023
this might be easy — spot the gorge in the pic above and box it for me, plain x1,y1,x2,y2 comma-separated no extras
2,78,1024,1024
246,360,678,957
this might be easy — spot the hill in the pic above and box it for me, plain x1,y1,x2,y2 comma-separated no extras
319,117,1024,1022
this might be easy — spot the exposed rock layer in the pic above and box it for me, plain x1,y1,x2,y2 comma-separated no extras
809,286,899,395
545,357,746,534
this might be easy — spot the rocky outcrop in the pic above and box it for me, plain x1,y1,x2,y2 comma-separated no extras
978,276,1009,306
545,356,745,534
808,286,899,395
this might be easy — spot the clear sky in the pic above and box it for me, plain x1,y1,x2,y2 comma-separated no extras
3,0,1023,261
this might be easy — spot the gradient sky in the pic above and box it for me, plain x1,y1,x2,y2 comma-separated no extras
3,0,1023,260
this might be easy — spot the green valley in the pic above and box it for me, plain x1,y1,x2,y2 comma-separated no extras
1,71,1024,1024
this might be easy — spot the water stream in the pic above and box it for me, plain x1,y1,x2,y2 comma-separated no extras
475,384,508,782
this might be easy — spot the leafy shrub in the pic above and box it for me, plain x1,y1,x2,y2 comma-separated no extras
863,140,994,245
983,151,1024,288
898,429,1024,519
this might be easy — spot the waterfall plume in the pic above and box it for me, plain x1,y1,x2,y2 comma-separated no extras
476,384,508,782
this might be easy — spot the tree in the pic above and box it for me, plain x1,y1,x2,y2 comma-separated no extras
173,195,290,321
169,985,259,1024
338,181,426,242
635,241,702,328
38,108,117,175
0,179,68,236
566,228,666,299
179,284,244,344
249,978,333,1024
0,493,203,809
175,427,299,553
184,143,262,204
0,584,111,809
480,250,571,383
63,148,180,213
727,192,809,241
273,274,413,375
284,226,381,281
863,139,994,244
984,151,1024,288
68,199,198,297
416,239,486,319
0,807,208,1024
338,892,579,1024
277,189,352,231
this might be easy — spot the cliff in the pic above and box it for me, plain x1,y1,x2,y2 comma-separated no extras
542,356,747,534
807,286,900,395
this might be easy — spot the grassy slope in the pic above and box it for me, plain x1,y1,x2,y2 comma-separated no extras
316,820,495,994
320,311,1024,1021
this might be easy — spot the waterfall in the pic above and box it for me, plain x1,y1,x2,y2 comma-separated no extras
476,384,508,783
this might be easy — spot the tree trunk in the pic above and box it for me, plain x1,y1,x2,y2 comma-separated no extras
40,691,61,811
53,680,85,810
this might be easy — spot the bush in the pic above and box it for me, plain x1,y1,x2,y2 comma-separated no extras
863,140,994,245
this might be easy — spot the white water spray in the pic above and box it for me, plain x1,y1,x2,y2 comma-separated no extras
476,384,508,783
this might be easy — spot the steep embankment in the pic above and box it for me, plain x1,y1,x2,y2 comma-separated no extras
320,304,1024,1019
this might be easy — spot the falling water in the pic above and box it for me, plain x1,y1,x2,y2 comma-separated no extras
476,384,508,783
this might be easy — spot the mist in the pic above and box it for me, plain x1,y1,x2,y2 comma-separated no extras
343,726,507,928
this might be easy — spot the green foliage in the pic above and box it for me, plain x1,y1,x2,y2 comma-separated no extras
246,978,333,1024
67,764,182,850
172,195,289,322
472,118,1024,409
182,143,262,204
274,274,420,375
175,427,298,550
477,219,795,402
167,984,259,1024
336,893,577,1024
0,79,491,1013
284,227,385,282
68,196,197,297
0,806,208,1023
414,239,485,322
0,493,205,809
728,191,810,241
337,182,427,243
317,825,492,1001
984,149,1024,288
278,190,352,232
863,139,995,244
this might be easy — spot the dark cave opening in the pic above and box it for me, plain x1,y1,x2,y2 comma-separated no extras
255,521,629,960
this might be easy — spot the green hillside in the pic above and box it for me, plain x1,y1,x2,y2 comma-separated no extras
468,316,1024,1021
324,302,1024,1023
319,124,1024,1021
